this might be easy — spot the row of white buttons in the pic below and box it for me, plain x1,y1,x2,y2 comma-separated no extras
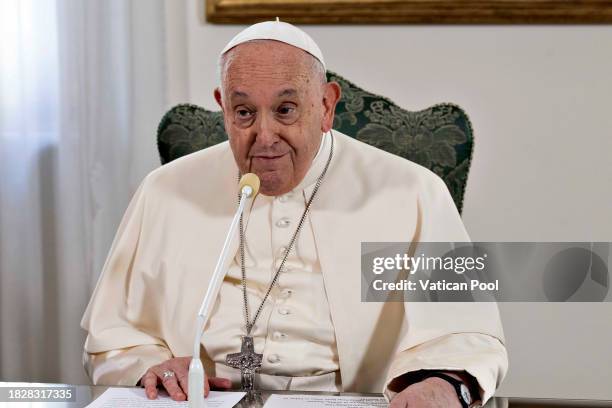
272,294,291,365
269,192,294,367
266,285,291,365
267,332,289,363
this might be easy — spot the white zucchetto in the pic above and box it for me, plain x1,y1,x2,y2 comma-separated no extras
220,19,326,70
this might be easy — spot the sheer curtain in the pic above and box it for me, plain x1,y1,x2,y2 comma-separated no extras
0,0,180,384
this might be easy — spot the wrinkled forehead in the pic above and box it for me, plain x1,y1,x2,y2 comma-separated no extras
221,40,318,93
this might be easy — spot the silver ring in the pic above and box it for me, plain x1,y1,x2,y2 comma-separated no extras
162,370,175,379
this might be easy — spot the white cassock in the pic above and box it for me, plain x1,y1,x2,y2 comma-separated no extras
81,130,508,403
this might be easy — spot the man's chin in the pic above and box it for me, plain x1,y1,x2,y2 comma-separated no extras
256,171,292,196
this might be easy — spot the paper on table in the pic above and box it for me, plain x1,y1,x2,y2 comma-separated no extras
263,394,388,408
85,387,246,408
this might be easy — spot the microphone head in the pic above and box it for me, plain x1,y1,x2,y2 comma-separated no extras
238,173,260,197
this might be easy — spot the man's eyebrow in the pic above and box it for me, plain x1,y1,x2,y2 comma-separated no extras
230,90,248,99
277,89,297,98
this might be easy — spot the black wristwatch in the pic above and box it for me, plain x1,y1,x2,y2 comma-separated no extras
411,371,473,408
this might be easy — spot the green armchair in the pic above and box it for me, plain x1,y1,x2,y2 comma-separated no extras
157,71,474,213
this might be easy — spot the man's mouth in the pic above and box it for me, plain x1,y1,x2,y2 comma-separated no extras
252,152,288,161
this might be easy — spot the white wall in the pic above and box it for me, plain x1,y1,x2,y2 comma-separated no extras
166,0,612,400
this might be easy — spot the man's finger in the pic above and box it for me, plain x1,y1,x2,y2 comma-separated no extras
153,367,186,401
168,360,190,395
142,371,159,400
208,377,232,389
389,392,409,408
389,400,408,408
176,371,189,397
204,374,210,398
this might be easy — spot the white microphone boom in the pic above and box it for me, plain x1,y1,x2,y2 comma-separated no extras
188,173,260,408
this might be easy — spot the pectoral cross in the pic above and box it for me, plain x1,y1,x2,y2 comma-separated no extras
226,336,262,391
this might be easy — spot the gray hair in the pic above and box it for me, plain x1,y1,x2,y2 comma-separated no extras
217,40,327,88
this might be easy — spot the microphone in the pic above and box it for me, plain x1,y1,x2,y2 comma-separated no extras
189,173,260,408
238,173,260,200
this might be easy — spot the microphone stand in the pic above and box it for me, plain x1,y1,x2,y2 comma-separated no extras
188,177,258,408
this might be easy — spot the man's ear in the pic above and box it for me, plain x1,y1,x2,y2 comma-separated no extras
321,81,341,133
214,87,224,111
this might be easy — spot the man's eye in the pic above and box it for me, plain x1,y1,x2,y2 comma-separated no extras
236,109,253,119
278,105,295,115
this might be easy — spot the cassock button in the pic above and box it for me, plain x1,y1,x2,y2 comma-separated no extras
273,332,288,340
278,246,288,256
278,308,291,315
280,289,292,298
276,218,291,228
278,192,293,203
268,354,280,363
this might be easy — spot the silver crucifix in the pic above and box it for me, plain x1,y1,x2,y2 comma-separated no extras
226,336,263,390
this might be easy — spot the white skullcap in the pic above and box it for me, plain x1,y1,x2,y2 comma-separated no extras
220,19,326,70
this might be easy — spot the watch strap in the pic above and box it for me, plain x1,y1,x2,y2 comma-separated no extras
410,370,471,408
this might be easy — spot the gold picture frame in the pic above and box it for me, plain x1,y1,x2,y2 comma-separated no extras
206,0,612,24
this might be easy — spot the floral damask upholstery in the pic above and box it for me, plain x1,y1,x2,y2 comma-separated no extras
157,71,474,213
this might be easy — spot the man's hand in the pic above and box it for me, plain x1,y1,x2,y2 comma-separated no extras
389,377,462,408
140,357,232,401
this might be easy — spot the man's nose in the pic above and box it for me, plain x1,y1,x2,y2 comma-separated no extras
254,112,280,147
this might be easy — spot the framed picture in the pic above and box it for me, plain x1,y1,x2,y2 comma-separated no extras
206,0,612,24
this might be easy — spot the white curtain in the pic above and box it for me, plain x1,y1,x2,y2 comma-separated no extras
0,0,180,384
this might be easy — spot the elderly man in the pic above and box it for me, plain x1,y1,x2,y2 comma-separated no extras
81,21,507,407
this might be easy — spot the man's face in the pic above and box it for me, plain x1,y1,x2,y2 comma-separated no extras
214,40,340,196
